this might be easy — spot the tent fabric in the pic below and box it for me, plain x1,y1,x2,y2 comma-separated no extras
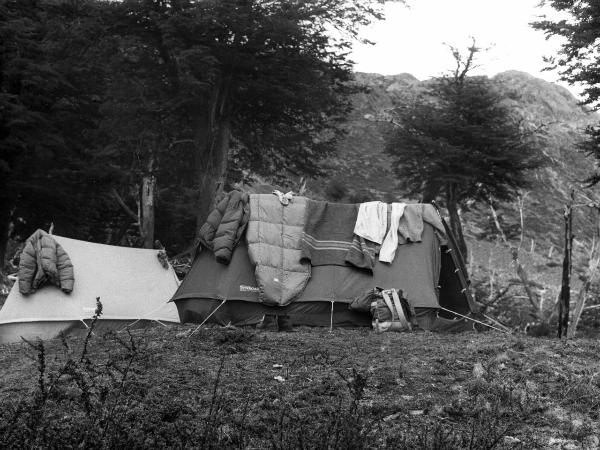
175,298,372,328
173,223,442,309
0,235,180,343
172,216,475,330
175,299,474,332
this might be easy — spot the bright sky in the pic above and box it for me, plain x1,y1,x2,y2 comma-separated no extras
351,0,578,94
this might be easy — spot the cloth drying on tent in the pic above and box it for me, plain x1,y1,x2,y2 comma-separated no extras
246,194,311,306
272,190,294,205
379,202,407,262
397,203,424,244
198,190,250,265
379,203,448,263
300,200,358,266
18,229,74,295
353,201,388,244
345,235,380,271
406,204,446,243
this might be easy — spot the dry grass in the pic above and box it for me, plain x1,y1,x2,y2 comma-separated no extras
1,324,600,448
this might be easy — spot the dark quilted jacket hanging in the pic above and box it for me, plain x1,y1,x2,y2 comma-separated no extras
18,229,74,295
198,191,250,264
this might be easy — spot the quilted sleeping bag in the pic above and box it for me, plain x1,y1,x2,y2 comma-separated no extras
246,194,311,306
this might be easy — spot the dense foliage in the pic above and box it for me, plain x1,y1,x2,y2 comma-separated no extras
0,0,383,263
384,46,544,257
533,1,600,184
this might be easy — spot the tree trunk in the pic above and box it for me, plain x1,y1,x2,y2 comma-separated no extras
140,156,156,249
558,194,574,338
0,214,9,273
446,183,468,263
0,218,9,275
140,174,156,249
195,79,232,233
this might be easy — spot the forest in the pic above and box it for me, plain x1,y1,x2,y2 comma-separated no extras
1,0,386,264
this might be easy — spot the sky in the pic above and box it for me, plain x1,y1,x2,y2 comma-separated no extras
350,0,577,94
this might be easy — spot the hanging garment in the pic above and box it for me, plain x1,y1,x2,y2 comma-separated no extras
300,200,358,266
345,235,380,271
353,201,387,244
18,229,74,295
246,194,311,306
272,190,294,205
379,202,407,263
198,190,250,264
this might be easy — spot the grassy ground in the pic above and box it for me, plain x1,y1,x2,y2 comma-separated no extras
1,324,600,448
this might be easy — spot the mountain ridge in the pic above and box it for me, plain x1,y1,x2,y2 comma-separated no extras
318,70,599,242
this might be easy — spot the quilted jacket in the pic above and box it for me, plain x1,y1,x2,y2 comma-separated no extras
246,194,311,306
18,229,74,295
198,190,250,264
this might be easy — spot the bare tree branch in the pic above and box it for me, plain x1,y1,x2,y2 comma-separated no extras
111,188,138,223
489,199,542,317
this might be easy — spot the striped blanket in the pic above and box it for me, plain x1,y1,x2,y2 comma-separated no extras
300,200,358,266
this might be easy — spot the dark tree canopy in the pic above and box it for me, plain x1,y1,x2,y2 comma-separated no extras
0,0,385,263
385,46,544,257
533,1,600,109
386,77,542,202
0,1,110,247
533,1,600,184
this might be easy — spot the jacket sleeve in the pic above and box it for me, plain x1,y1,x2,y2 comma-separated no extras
198,195,229,250
213,192,245,264
17,240,38,295
235,193,251,245
55,242,74,293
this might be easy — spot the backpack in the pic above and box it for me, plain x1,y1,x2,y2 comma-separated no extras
370,288,417,333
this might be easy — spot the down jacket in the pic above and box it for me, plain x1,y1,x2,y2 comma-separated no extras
18,229,74,295
246,194,311,306
198,191,250,264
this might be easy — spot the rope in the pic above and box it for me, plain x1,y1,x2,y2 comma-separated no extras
482,313,512,333
187,299,227,338
438,306,511,334
120,303,173,332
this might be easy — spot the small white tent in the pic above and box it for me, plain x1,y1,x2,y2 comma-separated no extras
0,235,180,344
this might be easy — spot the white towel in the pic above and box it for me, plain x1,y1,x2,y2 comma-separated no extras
354,201,387,244
379,202,407,263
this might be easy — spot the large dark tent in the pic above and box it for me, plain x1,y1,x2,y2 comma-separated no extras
171,199,476,332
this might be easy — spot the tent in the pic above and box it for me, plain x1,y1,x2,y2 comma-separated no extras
0,235,180,344
172,203,477,331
